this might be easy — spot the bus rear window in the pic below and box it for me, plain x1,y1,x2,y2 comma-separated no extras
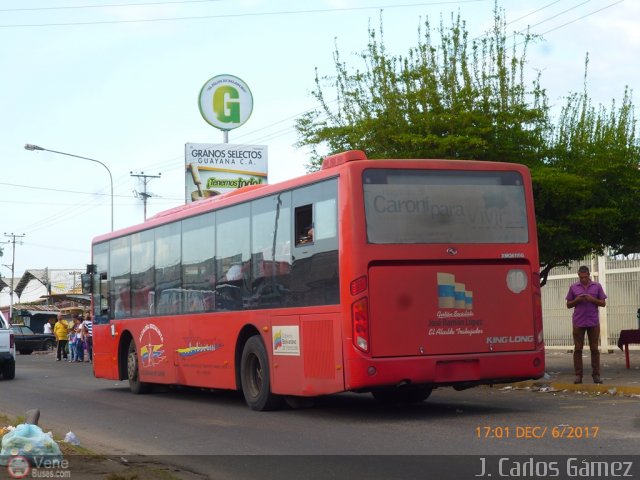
363,169,528,244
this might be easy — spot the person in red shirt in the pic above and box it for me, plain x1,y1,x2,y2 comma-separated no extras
566,265,607,384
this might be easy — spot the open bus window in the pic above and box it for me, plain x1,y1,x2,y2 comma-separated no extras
295,204,314,246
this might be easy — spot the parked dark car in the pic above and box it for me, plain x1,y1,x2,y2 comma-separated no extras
11,325,56,355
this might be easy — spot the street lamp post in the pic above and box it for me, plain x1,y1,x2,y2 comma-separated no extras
25,144,114,231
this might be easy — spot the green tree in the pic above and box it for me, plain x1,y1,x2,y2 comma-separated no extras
296,10,550,169
535,69,640,283
295,8,640,286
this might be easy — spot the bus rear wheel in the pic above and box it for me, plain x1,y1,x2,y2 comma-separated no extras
371,385,432,404
240,336,282,411
127,339,151,394
1,362,15,380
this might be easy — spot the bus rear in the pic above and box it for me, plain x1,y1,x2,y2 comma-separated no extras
333,152,544,400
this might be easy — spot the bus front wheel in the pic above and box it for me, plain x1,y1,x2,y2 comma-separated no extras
240,336,282,411
127,339,151,394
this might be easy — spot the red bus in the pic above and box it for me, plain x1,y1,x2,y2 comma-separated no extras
89,150,544,410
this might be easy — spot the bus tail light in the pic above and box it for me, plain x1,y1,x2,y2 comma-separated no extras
532,272,544,347
352,297,370,353
9,333,14,349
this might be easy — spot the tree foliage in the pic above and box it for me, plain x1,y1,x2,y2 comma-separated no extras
295,8,640,285
535,75,640,282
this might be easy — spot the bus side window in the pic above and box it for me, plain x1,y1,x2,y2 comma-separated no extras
295,204,313,246
96,273,110,324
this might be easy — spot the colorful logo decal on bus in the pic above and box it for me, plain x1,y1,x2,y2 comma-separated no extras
272,326,300,356
177,342,224,358
437,272,473,311
138,323,166,368
274,331,282,350
141,344,166,367
429,272,482,337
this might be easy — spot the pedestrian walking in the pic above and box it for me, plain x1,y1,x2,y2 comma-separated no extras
53,314,69,361
68,318,78,362
566,265,607,384
73,315,87,362
82,313,93,363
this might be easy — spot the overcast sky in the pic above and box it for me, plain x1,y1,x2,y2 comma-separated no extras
1,0,638,280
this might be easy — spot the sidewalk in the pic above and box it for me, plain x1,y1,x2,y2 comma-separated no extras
512,348,640,395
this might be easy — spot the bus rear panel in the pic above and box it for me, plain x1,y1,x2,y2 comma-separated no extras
342,159,544,393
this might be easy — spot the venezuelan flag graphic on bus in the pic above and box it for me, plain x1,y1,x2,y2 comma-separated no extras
273,331,283,351
140,344,166,367
177,342,224,358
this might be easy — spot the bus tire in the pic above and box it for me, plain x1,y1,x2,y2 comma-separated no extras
371,385,432,404
127,339,151,394
240,336,282,411
1,362,15,380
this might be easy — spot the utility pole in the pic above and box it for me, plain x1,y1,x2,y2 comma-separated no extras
69,270,83,291
130,171,161,221
3,233,25,322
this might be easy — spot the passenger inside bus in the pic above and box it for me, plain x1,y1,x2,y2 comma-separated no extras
297,225,314,245
295,204,314,246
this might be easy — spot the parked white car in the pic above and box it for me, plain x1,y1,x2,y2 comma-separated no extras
0,311,16,379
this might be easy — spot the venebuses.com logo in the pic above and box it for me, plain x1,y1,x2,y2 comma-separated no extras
6,455,71,479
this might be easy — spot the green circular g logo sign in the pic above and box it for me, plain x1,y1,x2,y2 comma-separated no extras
199,74,253,130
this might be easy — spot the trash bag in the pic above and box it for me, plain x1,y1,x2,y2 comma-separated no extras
63,432,80,446
0,423,63,466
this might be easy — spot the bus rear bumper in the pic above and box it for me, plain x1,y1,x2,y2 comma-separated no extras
344,349,545,392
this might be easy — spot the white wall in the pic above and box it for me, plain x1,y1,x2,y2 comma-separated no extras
542,256,640,349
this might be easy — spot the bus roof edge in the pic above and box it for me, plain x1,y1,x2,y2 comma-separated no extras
321,150,368,170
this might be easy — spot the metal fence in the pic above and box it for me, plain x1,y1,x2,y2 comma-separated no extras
542,255,640,350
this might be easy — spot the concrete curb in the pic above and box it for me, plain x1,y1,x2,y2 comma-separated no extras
509,380,640,396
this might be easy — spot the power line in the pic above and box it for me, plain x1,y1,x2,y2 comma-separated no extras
512,0,625,46
536,0,625,36
505,0,563,26
23,240,89,255
0,0,490,28
0,0,222,13
0,181,133,198
526,0,593,31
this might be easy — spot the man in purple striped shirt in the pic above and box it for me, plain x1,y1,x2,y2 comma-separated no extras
566,265,607,385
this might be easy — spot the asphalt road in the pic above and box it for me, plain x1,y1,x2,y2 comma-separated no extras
2,353,639,478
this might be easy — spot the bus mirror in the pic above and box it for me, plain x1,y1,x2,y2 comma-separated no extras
81,273,93,294
86,264,97,274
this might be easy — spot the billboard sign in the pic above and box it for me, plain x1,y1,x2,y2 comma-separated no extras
185,143,268,202
198,74,253,130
